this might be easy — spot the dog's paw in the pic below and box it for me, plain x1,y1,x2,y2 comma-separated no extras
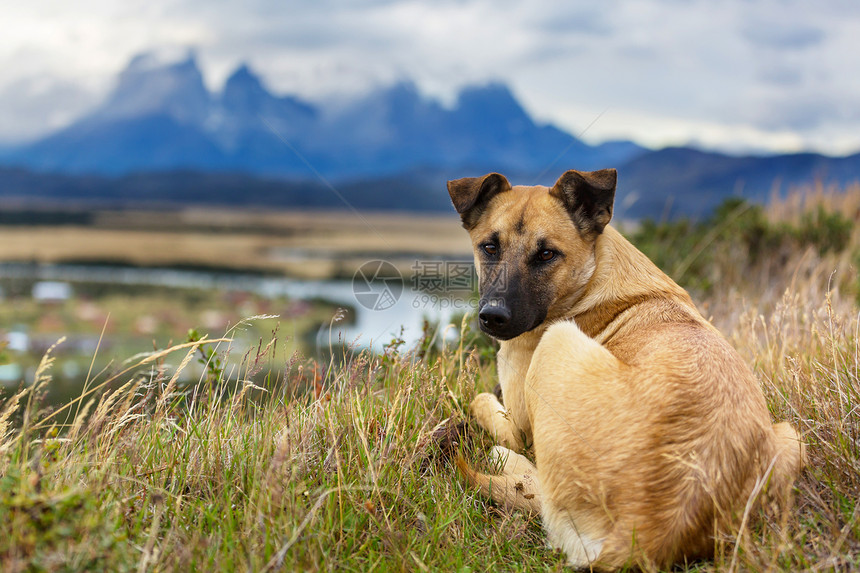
490,445,513,465
469,392,527,451
469,392,504,417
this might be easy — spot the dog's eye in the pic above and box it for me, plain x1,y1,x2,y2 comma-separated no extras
482,243,498,256
538,249,556,262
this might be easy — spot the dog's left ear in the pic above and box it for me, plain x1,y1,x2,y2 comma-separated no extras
550,168,617,235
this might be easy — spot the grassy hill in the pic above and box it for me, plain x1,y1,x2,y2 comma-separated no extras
1,184,859,571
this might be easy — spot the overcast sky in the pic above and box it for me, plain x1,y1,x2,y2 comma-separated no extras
2,0,859,155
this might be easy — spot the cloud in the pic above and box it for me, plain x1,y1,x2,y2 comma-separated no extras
744,23,826,53
0,0,860,154
757,65,803,87
536,7,614,36
0,76,99,143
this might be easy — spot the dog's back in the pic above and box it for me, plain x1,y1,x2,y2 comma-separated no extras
529,228,804,569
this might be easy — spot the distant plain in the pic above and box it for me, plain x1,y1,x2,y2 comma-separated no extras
0,208,473,279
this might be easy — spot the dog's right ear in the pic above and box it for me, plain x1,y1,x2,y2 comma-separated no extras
447,173,511,229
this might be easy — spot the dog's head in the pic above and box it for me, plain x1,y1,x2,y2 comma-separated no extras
448,169,616,340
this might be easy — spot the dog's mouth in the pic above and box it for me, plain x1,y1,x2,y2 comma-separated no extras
479,321,519,341
478,300,545,340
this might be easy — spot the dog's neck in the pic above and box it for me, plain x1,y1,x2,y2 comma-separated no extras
494,225,694,403
569,226,699,338
499,225,696,351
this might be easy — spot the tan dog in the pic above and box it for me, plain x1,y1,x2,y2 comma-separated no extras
448,169,805,570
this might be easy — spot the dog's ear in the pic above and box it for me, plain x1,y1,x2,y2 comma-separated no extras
550,168,617,235
447,173,511,228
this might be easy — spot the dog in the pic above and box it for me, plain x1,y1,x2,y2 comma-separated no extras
448,169,805,570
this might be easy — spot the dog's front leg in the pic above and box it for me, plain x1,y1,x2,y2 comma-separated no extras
470,392,526,451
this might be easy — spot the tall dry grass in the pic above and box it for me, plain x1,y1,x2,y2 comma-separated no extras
691,183,860,570
1,184,859,571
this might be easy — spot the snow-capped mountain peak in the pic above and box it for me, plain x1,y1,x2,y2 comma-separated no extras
95,50,212,126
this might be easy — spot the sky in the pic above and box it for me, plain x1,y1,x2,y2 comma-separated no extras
1,0,860,155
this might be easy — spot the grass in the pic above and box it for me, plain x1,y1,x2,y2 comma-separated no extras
1,186,859,571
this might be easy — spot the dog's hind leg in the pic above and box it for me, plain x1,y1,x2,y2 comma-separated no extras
457,445,542,515
469,392,526,451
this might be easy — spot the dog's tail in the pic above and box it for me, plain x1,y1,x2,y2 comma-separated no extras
767,422,806,503
456,452,542,515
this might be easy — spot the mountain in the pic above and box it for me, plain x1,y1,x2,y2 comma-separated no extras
299,81,450,177
4,147,860,220
14,53,223,174
98,52,212,125
615,147,860,219
0,166,457,212
4,52,644,179
2,50,860,219
213,64,319,173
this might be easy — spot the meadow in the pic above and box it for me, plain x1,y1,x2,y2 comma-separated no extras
1,184,859,571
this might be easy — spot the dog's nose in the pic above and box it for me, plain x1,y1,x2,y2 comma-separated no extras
479,304,511,330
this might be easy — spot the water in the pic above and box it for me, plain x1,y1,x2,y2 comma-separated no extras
0,262,471,354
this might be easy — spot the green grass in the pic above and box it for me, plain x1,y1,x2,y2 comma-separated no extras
0,320,566,571
1,189,859,571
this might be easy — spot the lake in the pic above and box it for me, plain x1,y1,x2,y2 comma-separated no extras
0,262,473,357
